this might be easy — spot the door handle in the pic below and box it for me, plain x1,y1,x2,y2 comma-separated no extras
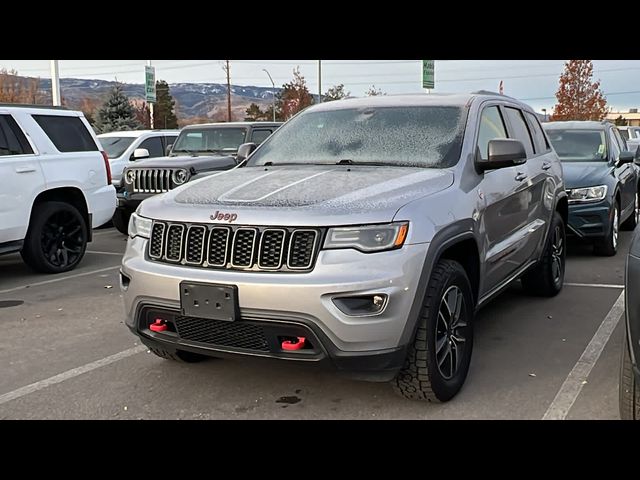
515,172,528,182
541,162,552,171
15,166,36,173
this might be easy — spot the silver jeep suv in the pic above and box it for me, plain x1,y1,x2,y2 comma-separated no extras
121,92,567,402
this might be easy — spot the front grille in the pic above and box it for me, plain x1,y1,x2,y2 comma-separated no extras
148,221,321,272
174,316,269,351
132,168,174,193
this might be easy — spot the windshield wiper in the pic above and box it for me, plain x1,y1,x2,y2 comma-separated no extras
172,149,195,156
335,159,401,166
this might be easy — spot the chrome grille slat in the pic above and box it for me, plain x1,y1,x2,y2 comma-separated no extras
148,222,319,272
132,168,174,193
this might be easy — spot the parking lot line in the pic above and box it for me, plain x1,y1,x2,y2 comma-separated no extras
0,265,120,295
0,345,147,406
86,250,124,256
564,282,624,289
542,290,625,420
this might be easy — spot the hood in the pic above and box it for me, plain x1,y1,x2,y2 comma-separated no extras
561,162,612,189
139,165,454,226
128,154,236,172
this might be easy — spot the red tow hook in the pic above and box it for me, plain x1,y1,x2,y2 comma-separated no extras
149,319,168,332
282,337,306,351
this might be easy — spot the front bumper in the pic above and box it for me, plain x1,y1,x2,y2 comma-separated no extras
567,200,611,239
121,236,428,379
117,191,157,210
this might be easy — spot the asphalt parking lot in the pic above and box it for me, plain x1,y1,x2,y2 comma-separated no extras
0,227,630,419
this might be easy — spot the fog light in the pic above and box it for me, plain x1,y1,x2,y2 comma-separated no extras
332,294,388,316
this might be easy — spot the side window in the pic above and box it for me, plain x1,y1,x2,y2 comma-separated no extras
504,107,535,156
32,115,97,152
164,136,177,148
250,129,273,145
612,127,627,152
609,129,621,161
477,106,508,160
0,114,33,156
524,112,551,153
138,137,164,157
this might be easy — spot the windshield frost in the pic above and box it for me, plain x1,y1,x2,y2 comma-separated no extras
248,106,466,168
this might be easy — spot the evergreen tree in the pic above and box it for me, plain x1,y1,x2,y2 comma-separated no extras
153,80,178,129
552,60,607,121
94,84,142,133
365,85,385,96
324,84,350,102
245,102,267,121
614,115,627,126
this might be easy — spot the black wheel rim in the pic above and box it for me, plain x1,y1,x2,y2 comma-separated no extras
40,211,84,268
435,285,468,380
551,225,564,284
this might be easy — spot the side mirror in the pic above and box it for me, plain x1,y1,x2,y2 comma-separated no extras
632,145,640,163
476,139,527,172
618,151,635,165
166,144,173,156
131,148,150,161
236,142,257,164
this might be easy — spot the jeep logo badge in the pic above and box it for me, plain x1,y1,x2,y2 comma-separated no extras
210,210,238,223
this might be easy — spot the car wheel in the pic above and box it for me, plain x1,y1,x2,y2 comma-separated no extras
392,259,474,402
594,203,619,256
521,211,565,297
21,201,88,274
148,346,212,363
619,332,640,420
621,190,639,231
112,208,131,235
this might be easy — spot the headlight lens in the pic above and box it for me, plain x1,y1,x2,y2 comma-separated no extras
125,169,136,184
128,212,153,239
323,222,409,253
568,185,607,203
172,169,188,185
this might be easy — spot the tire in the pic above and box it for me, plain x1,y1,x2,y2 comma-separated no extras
393,259,474,402
594,203,619,256
21,201,88,274
619,332,640,420
521,211,565,297
112,208,131,235
621,190,639,231
149,346,211,363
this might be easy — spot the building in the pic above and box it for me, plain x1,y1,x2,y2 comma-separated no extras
606,109,640,126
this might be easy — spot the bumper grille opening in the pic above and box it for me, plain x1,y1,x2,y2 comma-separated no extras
174,316,269,351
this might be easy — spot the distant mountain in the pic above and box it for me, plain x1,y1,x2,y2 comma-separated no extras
35,77,280,122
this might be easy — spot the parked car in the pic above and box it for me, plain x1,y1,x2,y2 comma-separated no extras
113,122,281,234
121,92,567,402
544,121,639,256
618,126,640,157
621,229,640,419
0,104,115,273
97,130,179,188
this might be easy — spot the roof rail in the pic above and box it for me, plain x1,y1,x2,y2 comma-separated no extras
471,90,501,96
0,103,68,110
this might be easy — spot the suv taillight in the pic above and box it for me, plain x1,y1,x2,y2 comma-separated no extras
101,151,112,185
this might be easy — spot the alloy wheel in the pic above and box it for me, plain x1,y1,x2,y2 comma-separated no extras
40,211,85,268
435,285,468,380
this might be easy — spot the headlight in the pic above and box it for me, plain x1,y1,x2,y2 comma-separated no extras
323,222,409,253
128,212,153,239
124,169,136,184
172,169,188,185
568,185,607,203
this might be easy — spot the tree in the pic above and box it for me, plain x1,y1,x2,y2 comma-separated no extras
94,84,142,133
245,102,268,121
0,68,41,104
280,67,314,120
614,115,628,126
324,84,350,102
153,80,178,129
79,97,101,127
551,60,607,121
365,85,385,96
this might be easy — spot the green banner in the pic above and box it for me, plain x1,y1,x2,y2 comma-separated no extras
422,60,435,89
145,65,156,103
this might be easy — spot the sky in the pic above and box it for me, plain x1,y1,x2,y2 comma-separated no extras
1,60,640,113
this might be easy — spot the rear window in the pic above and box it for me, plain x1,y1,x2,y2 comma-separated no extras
32,115,98,152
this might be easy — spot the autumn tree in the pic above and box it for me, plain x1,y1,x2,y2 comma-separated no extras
79,97,101,127
324,84,350,101
365,85,385,96
94,84,142,133
280,67,314,120
0,69,41,104
614,115,627,126
153,80,178,129
552,60,607,121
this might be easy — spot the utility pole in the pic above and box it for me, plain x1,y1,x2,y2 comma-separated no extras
50,60,61,106
318,60,322,104
147,60,155,129
224,60,232,122
263,69,276,122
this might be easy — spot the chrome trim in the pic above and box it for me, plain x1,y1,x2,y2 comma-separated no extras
287,229,318,270
257,228,287,270
184,225,206,265
230,228,258,268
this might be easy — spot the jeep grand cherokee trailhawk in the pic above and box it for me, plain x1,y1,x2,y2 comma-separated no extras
121,93,567,402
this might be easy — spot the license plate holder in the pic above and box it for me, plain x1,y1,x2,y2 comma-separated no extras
179,282,239,322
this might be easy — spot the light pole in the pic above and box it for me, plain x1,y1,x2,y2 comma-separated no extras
50,60,61,106
262,68,276,122
147,60,154,129
542,108,548,122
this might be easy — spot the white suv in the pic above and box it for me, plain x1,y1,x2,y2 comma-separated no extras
97,130,180,188
0,104,116,273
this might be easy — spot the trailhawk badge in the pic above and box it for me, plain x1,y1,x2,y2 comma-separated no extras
210,210,238,223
